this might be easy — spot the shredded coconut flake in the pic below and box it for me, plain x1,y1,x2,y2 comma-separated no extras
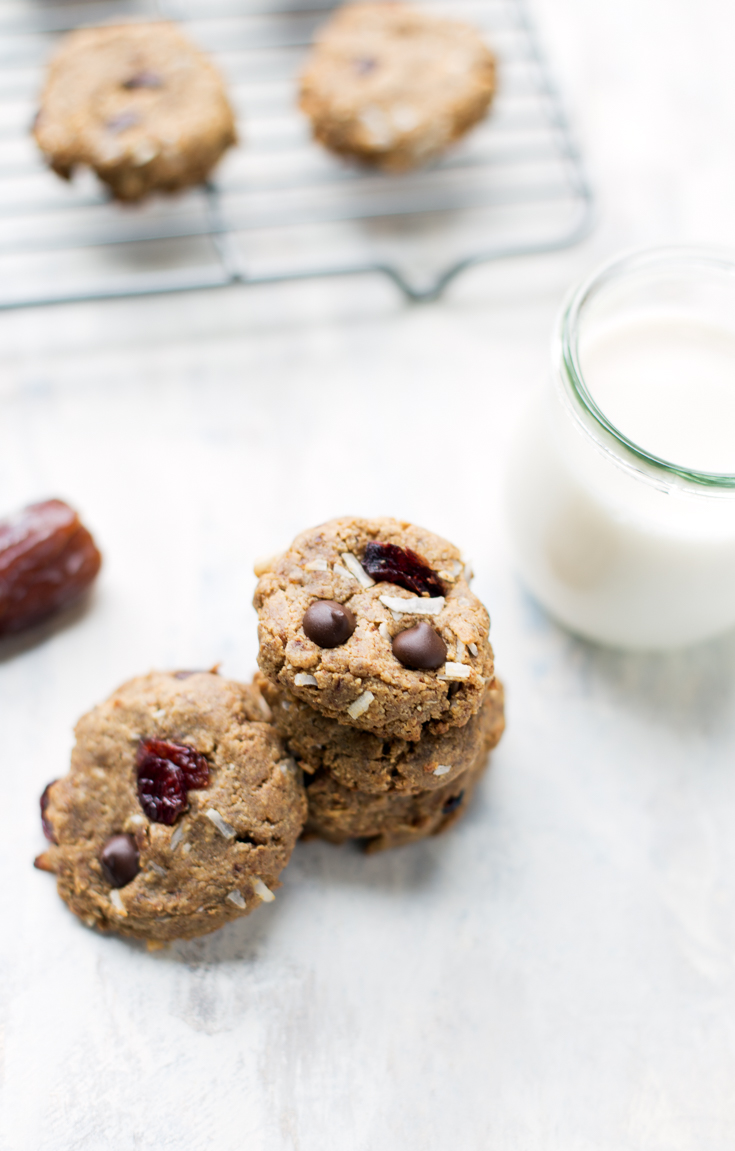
206,808,237,839
468,642,478,658
257,694,273,721
359,105,395,148
439,662,472,681
253,551,282,577
379,622,392,643
434,765,452,776
304,558,329,572
341,552,375,588
253,878,275,903
294,672,318,688
391,103,420,132
109,889,127,917
438,570,457,583
170,823,184,851
347,690,374,720
226,890,247,909
454,638,466,663
333,563,354,582
379,594,445,616
182,843,191,855
132,140,159,166
279,758,297,776
149,862,167,877
151,708,166,720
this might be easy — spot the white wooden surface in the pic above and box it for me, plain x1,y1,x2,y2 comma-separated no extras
3,0,735,1147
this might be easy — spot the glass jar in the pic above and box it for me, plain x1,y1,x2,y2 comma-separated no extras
506,247,735,649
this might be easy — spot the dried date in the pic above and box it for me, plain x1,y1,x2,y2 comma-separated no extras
0,499,102,637
362,541,446,597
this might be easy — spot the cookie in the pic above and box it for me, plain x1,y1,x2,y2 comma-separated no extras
303,717,493,852
35,671,306,942
299,2,496,171
258,673,504,795
33,22,236,202
254,516,494,741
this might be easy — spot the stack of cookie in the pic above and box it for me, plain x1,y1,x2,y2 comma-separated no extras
253,517,504,852
35,515,504,945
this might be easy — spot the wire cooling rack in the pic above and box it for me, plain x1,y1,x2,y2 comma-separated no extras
0,0,593,306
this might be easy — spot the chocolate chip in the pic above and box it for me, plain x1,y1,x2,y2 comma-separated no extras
392,623,447,670
106,111,141,134
122,71,162,90
40,781,58,843
302,600,356,648
442,791,465,815
354,56,378,75
100,834,140,888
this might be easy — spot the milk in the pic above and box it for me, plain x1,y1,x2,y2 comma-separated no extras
506,253,735,649
580,317,735,473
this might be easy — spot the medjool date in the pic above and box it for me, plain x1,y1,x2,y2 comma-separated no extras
0,499,101,637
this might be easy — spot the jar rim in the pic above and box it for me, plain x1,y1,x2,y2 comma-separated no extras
559,245,735,490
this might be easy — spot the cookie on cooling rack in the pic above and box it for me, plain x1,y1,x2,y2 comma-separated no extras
299,2,496,171
33,22,237,202
35,671,306,943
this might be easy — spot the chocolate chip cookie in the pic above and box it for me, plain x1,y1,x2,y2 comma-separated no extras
299,2,496,171
258,673,504,795
35,671,306,942
254,517,494,742
303,713,494,852
33,22,236,202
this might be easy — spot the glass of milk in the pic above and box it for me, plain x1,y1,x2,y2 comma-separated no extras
506,247,735,649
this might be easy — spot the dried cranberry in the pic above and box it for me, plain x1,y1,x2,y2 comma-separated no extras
353,56,378,75
136,739,209,825
362,542,445,597
0,499,101,637
122,71,162,90
106,111,141,134
40,781,58,842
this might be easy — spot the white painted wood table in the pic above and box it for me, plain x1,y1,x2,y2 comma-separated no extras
2,0,735,1146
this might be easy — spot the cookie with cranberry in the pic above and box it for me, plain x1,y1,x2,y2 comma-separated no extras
253,516,494,741
258,673,504,795
299,3,496,171
35,671,306,943
33,22,236,202
303,716,493,852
